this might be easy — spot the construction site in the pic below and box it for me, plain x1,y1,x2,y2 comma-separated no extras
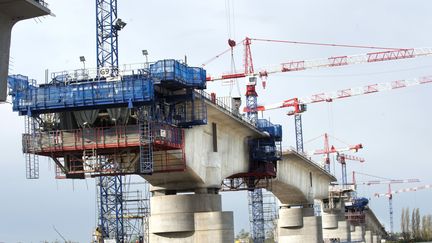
1,1,432,243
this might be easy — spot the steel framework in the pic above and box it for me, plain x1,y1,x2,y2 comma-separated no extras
96,0,119,70
294,114,304,153
248,189,265,243
96,0,124,241
97,172,124,240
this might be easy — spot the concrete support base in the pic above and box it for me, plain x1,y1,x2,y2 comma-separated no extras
278,206,323,243
149,192,234,243
322,211,351,242
372,234,379,243
364,230,373,243
351,225,365,242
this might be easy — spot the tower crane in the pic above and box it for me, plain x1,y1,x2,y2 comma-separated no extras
246,75,432,158
336,153,365,187
307,132,363,172
204,37,432,242
375,184,432,235
353,171,420,234
205,37,432,152
205,38,432,83
95,0,127,241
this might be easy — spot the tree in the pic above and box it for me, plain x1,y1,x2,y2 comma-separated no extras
415,208,421,240
412,208,416,240
410,208,421,240
401,207,410,241
401,207,406,236
421,214,432,241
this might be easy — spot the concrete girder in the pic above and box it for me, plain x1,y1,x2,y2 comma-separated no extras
271,150,336,205
0,0,50,101
365,209,388,239
145,100,264,192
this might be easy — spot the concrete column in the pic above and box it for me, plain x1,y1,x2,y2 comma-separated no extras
278,206,323,243
149,192,234,243
350,225,365,242
372,234,378,243
364,230,373,243
322,210,351,242
0,14,15,101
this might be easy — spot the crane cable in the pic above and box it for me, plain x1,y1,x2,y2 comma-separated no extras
249,38,405,51
225,0,241,97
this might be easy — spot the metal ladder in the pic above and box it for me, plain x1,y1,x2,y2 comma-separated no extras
138,106,153,174
83,148,97,172
24,116,39,179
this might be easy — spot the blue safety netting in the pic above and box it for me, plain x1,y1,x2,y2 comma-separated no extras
8,75,154,115
8,75,30,94
150,60,206,89
249,138,280,162
256,119,282,141
346,197,369,210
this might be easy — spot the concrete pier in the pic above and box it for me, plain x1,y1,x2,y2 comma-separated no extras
322,209,351,242
351,225,366,242
0,0,50,101
149,190,234,243
372,234,380,243
364,230,373,243
278,206,323,243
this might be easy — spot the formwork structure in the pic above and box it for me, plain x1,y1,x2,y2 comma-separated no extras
323,184,369,242
9,57,283,241
9,59,208,242
9,59,207,179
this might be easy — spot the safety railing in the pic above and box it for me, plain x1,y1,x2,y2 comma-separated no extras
50,63,152,84
22,124,183,154
197,90,257,128
171,93,207,127
34,0,49,8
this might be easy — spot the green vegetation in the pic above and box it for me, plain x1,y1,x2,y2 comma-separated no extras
388,207,432,242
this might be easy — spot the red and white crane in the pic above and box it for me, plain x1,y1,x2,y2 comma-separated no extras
307,133,363,173
353,171,421,234
374,184,432,235
336,153,365,187
203,37,432,240
205,37,432,153
243,75,432,159
251,75,432,113
375,184,432,198
205,37,432,84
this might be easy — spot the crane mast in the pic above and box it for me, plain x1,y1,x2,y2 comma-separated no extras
242,38,267,243
96,0,125,241
336,153,364,187
96,0,119,69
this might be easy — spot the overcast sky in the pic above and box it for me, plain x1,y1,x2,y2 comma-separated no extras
1,0,432,242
